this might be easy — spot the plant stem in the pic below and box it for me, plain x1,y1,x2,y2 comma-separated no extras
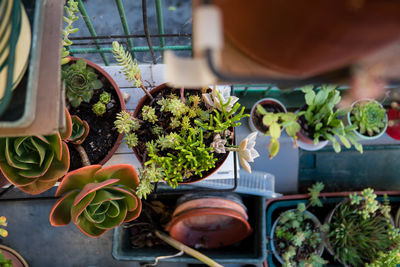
225,147,239,152
180,87,185,103
140,84,154,100
74,144,91,166
154,230,223,267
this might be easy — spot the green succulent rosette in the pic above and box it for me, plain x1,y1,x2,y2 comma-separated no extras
0,134,70,194
49,165,142,237
68,115,90,144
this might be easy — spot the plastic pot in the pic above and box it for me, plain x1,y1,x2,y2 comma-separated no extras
132,83,232,184
0,245,28,267
166,193,252,249
270,210,324,265
67,57,125,166
249,98,287,135
386,108,400,140
347,98,388,140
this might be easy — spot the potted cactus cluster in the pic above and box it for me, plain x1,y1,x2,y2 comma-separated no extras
111,41,259,198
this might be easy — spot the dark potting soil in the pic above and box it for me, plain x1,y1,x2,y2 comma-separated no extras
67,71,121,171
134,87,230,183
252,102,284,133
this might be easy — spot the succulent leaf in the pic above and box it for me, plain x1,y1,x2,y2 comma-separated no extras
50,165,141,237
68,115,90,144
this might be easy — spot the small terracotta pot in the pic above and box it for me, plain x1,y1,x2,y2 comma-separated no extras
0,245,28,267
249,98,287,135
270,210,325,265
132,83,232,184
67,57,125,166
347,98,388,140
386,108,400,140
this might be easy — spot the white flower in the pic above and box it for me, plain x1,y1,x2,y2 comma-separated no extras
202,86,239,112
238,132,259,173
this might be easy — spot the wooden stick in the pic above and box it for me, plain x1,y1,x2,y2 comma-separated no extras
154,230,223,267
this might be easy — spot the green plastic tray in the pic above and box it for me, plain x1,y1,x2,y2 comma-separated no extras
265,193,400,267
112,191,267,264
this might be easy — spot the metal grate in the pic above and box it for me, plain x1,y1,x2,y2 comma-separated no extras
67,0,192,66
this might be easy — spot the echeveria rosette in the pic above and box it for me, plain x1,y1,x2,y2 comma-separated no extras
68,115,90,144
0,134,70,194
49,165,142,238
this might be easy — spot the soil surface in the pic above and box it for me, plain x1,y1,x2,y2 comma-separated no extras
252,102,284,133
134,87,230,183
67,68,121,171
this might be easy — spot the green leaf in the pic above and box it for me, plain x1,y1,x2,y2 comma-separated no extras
305,89,316,106
256,104,268,115
262,113,276,126
92,79,103,90
314,89,328,106
269,122,281,139
268,138,280,159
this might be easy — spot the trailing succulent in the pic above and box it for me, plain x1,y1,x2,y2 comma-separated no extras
350,100,386,137
49,165,142,237
301,85,363,153
256,105,301,159
329,189,400,267
63,59,103,108
273,183,327,267
61,0,79,65
0,118,71,194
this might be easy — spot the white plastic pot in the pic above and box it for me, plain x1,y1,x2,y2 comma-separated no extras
249,98,287,136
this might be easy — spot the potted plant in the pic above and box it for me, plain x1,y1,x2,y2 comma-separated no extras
61,0,125,171
270,183,327,266
297,85,363,153
347,98,387,140
253,104,301,159
249,98,287,135
0,216,29,267
111,41,259,199
326,188,400,266
49,164,142,237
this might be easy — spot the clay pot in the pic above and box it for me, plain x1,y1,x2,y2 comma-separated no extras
213,0,400,77
386,108,400,140
0,245,28,267
347,98,388,140
166,193,252,249
249,98,287,135
270,210,325,265
67,57,125,166
132,83,232,184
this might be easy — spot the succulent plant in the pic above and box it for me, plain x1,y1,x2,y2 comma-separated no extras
92,102,106,116
141,105,158,123
0,250,12,267
0,134,70,194
0,216,7,238
350,100,386,137
49,164,142,237
61,0,79,65
63,59,103,108
99,92,111,104
114,111,140,134
68,115,89,145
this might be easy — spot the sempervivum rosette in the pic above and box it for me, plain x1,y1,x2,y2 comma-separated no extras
0,134,70,194
49,164,142,237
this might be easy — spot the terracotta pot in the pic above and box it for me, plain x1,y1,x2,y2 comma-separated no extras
213,0,400,77
386,108,400,140
270,210,325,265
132,83,232,184
0,245,28,267
249,98,287,135
0,170,9,188
67,57,125,166
347,98,388,140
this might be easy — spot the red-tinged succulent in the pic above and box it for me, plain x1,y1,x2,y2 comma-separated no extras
49,164,142,238
68,115,89,144
0,134,70,194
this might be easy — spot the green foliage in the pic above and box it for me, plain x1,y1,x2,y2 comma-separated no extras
301,85,363,154
112,41,142,87
0,216,7,238
274,183,327,267
92,102,106,116
350,100,386,137
366,245,400,267
61,0,79,65
195,92,248,133
68,115,89,145
0,249,12,267
256,104,301,159
142,105,158,123
99,92,111,104
124,133,138,148
114,111,140,134
63,59,103,107
308,182,325,207
329,188,400,266
136,163,164,199
145,129,217,188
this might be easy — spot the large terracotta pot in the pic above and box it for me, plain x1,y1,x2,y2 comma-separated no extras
213,0,400,77
0,245,28,267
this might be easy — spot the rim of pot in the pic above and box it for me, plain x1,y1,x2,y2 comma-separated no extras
249,98,287,134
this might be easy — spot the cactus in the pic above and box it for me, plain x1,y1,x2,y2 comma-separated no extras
49,164,142,237
68,115,89,145
63,59,103,108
